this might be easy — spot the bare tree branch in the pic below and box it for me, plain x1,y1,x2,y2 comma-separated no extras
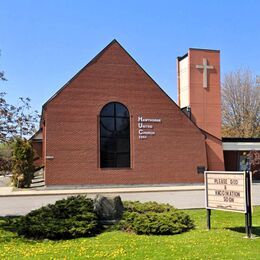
1,52,39,142
222,70,260,137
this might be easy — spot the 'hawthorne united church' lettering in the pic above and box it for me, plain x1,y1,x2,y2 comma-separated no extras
138,116,161,139
205,172,246,213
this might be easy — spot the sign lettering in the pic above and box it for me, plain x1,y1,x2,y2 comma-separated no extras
138,116,161,140
205,171,247,213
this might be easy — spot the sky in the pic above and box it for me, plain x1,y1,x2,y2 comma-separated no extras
0,0,260,114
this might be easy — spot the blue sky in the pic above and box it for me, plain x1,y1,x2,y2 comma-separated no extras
0,0,259,113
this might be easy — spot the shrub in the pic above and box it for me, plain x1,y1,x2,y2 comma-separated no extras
17,196,99,240
12,138,35,188
119,201,194,235
123,201,176,213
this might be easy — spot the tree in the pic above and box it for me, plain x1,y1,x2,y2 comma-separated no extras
248,150,260,178
12,138,35,188
0,51,7,81
11,97,40,139
0,55,39,142
0,142,12,176
0,52,39,177
0,92,17,141
0,94,39,142
0,71,7,81
221,70,260,137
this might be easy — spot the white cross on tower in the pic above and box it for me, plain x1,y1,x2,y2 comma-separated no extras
196,58,214,88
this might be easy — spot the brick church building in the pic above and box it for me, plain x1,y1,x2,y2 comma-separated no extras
31,40,258,186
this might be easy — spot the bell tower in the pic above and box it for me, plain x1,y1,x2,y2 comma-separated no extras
177,48,224,170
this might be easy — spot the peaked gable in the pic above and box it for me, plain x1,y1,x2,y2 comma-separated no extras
42,39,203,132
41,40,209,185
43,40,177,109
42,39,119,108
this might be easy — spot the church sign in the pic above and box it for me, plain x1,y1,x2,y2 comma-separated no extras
205,171,247,213
205,171,253,238
137,116,161,139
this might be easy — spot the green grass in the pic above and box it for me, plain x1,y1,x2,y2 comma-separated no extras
1,207,260,259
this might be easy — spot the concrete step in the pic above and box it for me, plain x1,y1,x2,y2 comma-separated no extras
33,175,44,180
34,170,44,177
30,168,45,188
30,181,45,188
31,178,45,184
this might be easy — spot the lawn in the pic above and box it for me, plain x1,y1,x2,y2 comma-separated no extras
0,207,260,259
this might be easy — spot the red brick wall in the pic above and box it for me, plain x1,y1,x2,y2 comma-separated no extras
177,49,224,171
204,133,224,171
189,49,224,170
189,49,222,139
44,41,208,185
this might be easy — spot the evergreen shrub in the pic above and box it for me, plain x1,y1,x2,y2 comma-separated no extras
123,200,176,213
17,196,99,240
119,201,194,235
12,138,34,188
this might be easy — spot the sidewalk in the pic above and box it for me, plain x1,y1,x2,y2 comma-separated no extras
0,184,205,197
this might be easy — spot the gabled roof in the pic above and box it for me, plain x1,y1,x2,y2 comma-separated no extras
42,39,182,111
42,39,118,108
40,39,205,135
29,129,43,141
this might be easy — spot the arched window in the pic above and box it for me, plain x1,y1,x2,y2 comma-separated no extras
100,102,130,168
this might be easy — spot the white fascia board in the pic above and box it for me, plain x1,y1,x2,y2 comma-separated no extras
223,142,260,151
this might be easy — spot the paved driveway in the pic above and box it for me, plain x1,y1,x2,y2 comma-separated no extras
0,184,259,216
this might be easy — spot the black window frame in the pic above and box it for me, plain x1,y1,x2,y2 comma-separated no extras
100,102,131,168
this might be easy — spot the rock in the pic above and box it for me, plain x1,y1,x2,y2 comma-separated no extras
93,195,124,223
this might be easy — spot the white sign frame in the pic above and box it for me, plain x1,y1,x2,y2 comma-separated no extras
205,171,248,213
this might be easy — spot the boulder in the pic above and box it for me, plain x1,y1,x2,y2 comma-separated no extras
93,195,124,223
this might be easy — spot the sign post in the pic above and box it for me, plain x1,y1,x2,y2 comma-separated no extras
205,171,253,238
245,170,252,238
207,208,211,230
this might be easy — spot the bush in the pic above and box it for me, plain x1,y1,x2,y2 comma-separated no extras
119,201,194,235
12,138,35,188
123,201,176,213
17,196,99,240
